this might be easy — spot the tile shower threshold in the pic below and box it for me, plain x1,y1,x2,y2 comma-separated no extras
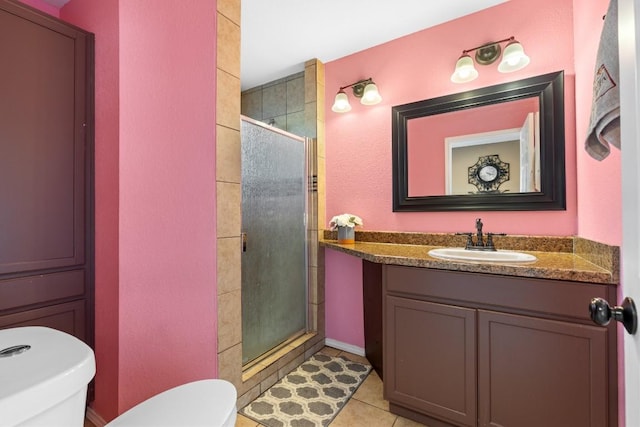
242,332,317,382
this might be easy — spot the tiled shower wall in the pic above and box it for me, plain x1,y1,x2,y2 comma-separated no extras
241,72,306,136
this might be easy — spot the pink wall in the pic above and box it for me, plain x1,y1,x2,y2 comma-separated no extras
326,0,577,236
61,0,219,420
573,0,622,246
117,0,217,413
60,0,121,419
325,249,365,348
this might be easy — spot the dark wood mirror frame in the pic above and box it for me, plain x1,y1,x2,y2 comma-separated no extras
392,71,566,211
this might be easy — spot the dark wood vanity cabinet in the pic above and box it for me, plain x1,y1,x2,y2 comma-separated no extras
382,265,617,427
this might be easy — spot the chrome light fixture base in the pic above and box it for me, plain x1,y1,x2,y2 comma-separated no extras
475,42,501,65
351,80,369,98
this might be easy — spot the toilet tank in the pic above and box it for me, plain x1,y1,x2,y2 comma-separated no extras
0,326,96,426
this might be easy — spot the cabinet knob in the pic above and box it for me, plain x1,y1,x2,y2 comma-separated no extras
589,297,637,335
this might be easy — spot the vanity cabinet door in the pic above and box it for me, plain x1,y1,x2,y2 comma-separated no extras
385,296,477,427
477,310,609,427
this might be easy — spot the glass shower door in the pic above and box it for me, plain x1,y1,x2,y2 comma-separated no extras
240,117,308,365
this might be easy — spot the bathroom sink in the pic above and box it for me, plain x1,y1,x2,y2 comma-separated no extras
428,247,537,263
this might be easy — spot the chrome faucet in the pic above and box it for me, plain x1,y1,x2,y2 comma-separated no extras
456,218,506,251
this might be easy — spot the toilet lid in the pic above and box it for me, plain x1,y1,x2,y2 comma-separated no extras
106,379,237,427
0,327,95,426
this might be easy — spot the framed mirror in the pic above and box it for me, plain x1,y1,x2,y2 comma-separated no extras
392,71,565,211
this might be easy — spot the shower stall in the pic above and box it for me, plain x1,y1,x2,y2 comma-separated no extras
240,116,310,365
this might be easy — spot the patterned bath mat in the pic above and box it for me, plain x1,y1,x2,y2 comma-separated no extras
240,353,372,427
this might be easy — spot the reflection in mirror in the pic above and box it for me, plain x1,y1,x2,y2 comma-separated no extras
408,97,540,196
392,71,565,211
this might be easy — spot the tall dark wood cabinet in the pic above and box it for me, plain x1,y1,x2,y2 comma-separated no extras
0,0,94,349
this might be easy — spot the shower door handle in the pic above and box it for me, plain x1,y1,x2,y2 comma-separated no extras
242,232,247,252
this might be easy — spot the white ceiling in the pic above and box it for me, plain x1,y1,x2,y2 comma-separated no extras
42,0,509,90
241,0,508,90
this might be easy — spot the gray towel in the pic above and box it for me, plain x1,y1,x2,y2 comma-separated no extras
586,0,620,161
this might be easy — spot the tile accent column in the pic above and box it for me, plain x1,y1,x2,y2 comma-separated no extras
216,0,243,394
305,59,326,344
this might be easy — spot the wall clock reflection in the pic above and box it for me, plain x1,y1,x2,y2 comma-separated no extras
468,154,510,193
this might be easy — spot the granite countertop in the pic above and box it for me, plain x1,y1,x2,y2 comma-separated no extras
320,232,619,285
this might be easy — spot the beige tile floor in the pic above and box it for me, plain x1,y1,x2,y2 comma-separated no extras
85,347,426,427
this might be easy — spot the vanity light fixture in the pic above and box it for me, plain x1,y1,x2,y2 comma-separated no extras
331,78,382,113
451,36,530,83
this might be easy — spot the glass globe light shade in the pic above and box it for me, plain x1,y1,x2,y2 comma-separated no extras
498,41,530,73
331,90,352,113
451,54,479,83
360,82,382,105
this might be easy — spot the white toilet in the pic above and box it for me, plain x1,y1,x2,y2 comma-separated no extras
104,379,237,427
0,327,237,427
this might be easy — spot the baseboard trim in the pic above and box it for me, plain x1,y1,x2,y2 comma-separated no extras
324,338,365,357
86,406,107,427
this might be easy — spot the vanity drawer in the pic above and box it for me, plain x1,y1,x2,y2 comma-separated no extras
383,265,613,321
